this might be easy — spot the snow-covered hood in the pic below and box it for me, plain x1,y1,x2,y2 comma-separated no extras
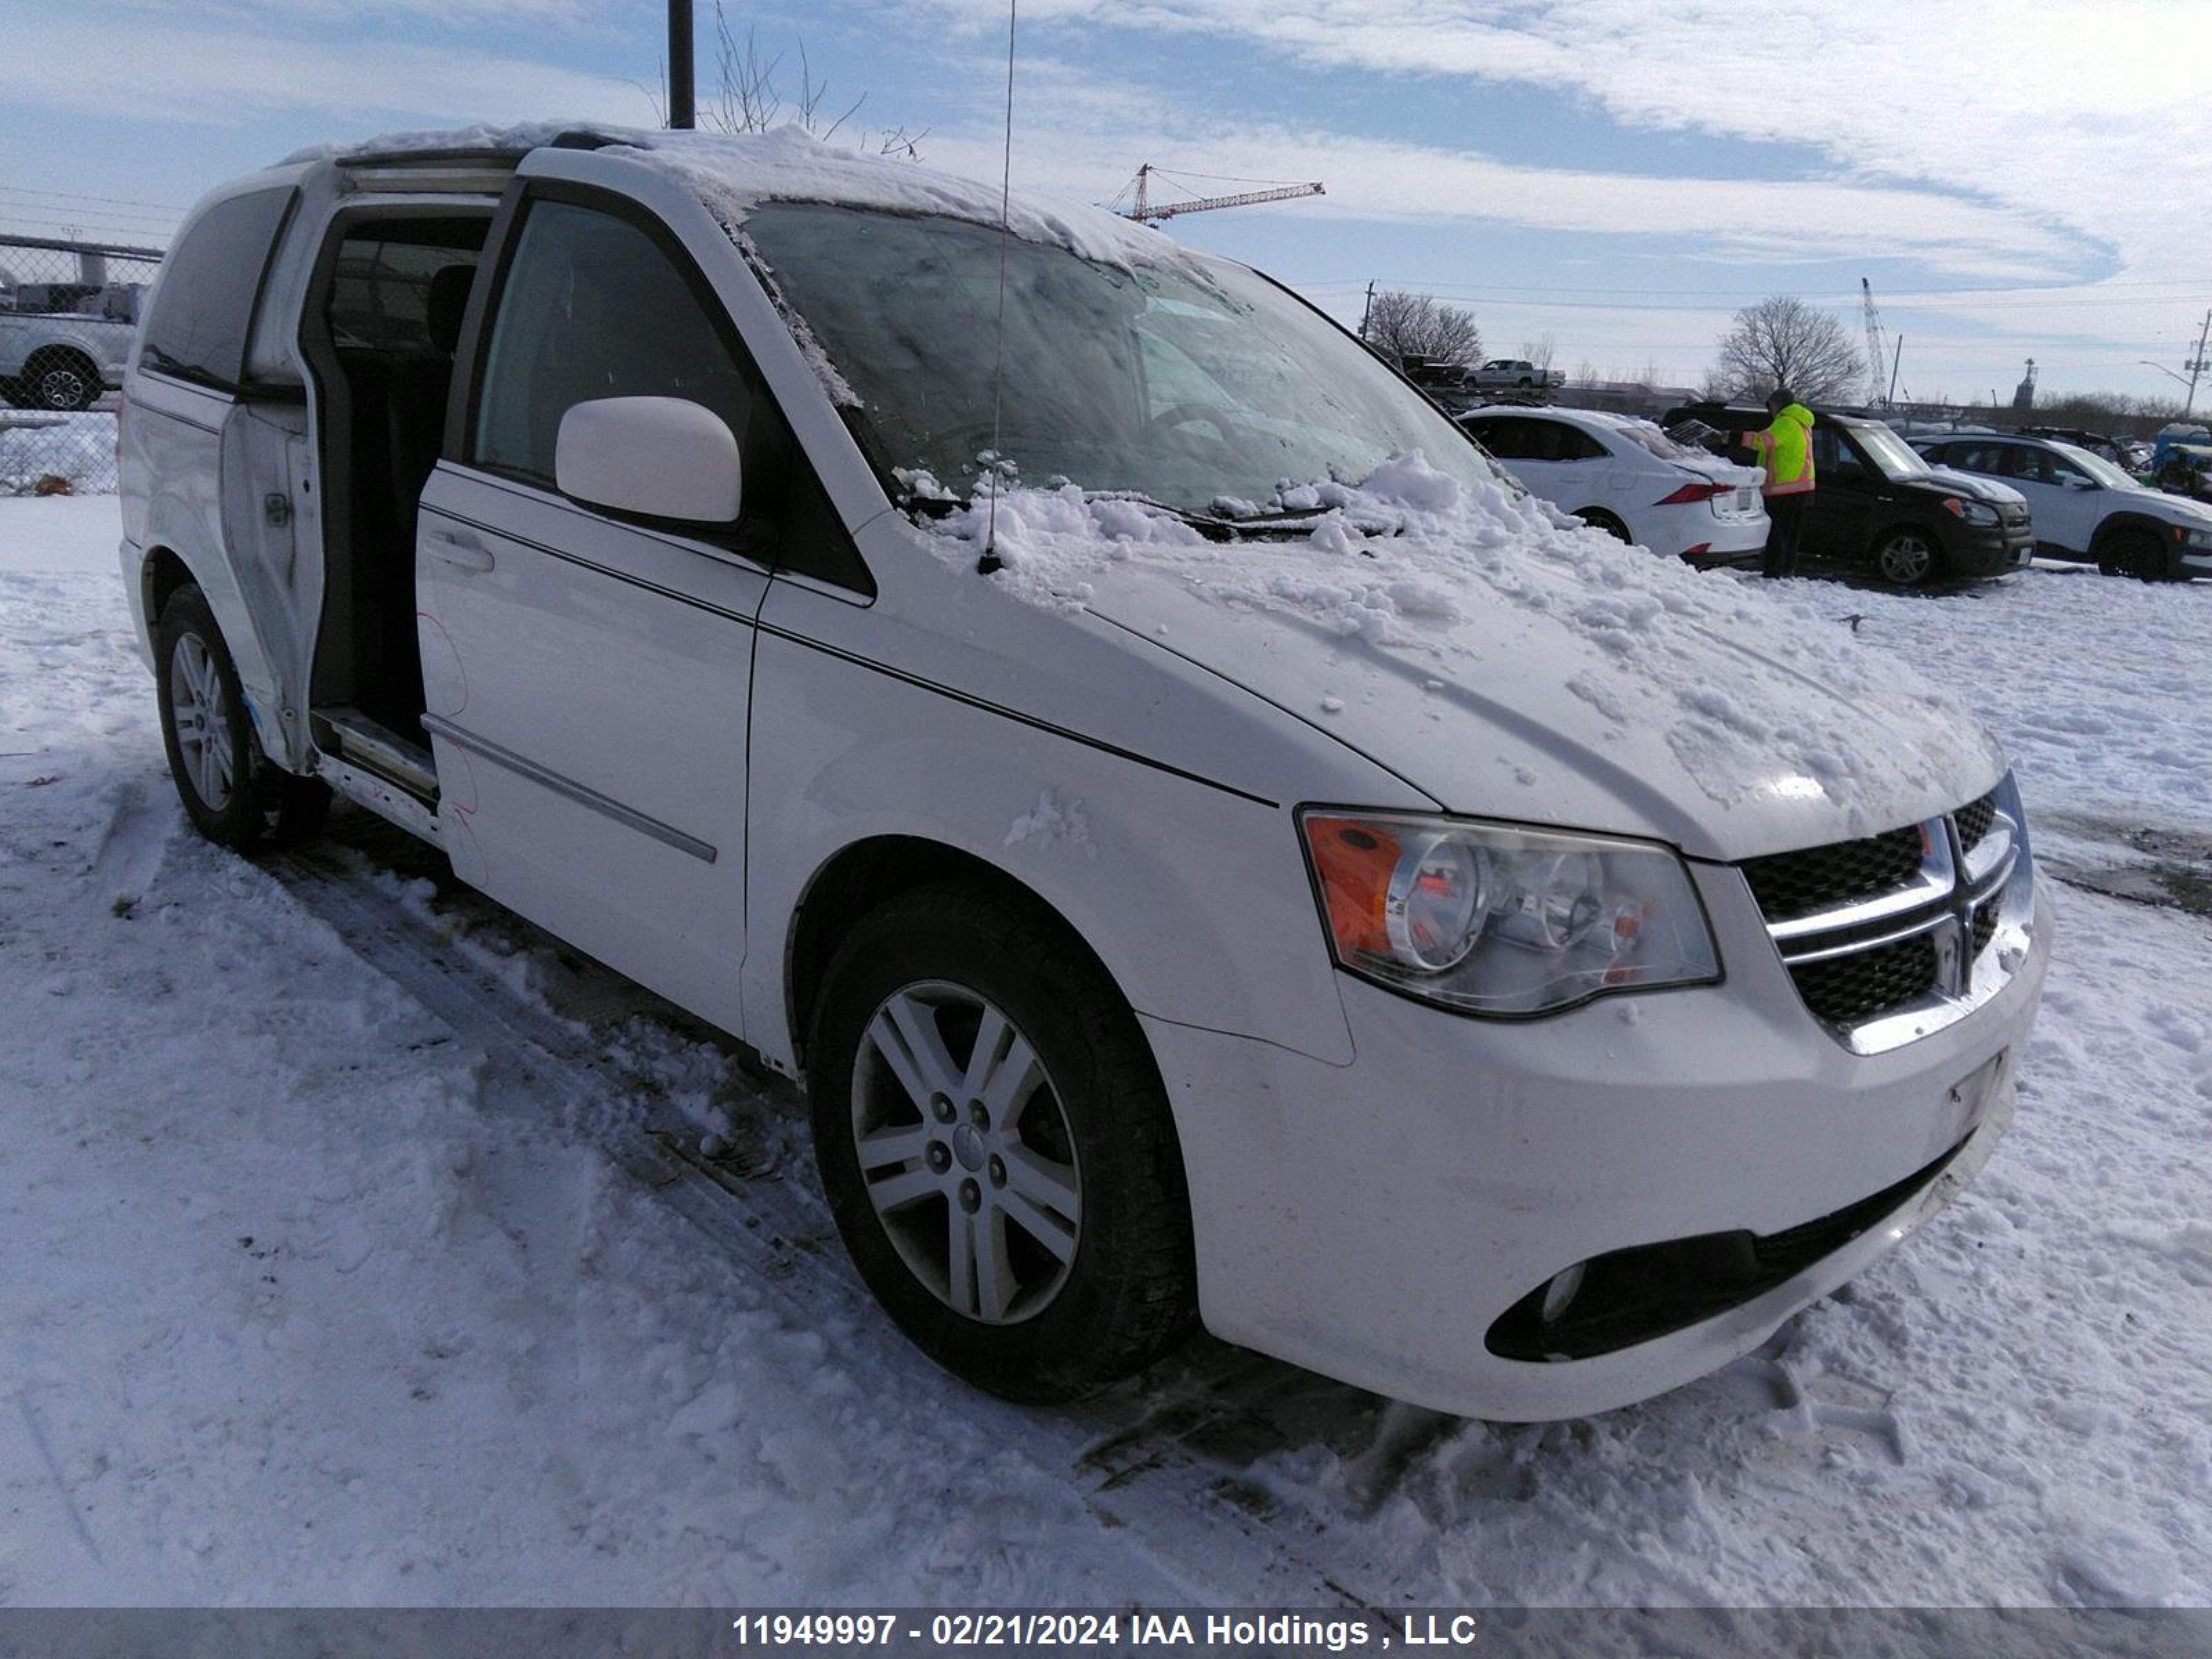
924,459,2009,861
2127,487,2212,529
1913,465,2026,506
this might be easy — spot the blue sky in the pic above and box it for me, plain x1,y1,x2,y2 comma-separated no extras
7,0,2209,402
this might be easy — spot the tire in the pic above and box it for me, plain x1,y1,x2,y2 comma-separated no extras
2097,529,2170,581
807,879,1197,1403
1575,508,1632,543
155,584,330,850
1872,525,1939,587
24,349,99,413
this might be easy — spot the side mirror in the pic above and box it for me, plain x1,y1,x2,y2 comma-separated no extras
2063,476,2097,491
554,396,742,525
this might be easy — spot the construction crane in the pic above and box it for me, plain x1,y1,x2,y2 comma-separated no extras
1860,277,1890,407
1118,163,1324,225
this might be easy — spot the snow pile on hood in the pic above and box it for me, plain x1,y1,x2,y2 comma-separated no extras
927,454,2005,831
285,122,1183,271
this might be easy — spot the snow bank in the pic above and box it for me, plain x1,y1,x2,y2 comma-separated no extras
927,453,2000,829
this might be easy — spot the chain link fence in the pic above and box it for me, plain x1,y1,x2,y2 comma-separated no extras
0,234,164,496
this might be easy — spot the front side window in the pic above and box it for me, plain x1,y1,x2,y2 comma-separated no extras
470,198,757,487
739,204,1508,515
139,186,296,388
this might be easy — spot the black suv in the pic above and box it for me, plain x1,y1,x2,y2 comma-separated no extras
1664,403,2036,586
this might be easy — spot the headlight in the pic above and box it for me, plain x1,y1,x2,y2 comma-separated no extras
1942,496,2000,526
1300,811,1721,1016
2182,525,2212,549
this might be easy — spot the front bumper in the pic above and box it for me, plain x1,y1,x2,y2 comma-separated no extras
1947,519,2036,577
1150,871,2052,1421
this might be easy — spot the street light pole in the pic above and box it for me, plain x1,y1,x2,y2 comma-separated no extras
668,0,695,130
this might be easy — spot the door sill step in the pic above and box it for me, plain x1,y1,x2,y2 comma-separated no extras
317,706,439,799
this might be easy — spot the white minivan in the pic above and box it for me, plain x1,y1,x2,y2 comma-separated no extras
118,125,2050,1421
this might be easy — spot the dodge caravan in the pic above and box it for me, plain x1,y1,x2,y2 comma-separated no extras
118,125,2051,1421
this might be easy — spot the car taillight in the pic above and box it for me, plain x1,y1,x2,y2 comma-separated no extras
1655,480,1730,505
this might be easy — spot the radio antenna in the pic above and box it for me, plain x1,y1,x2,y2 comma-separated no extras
977,0,1018,575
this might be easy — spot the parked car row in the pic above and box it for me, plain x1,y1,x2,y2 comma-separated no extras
1456,395,2212,587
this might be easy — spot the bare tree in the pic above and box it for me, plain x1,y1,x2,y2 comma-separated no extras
1363,290,1481,366
1712,296,1866,403
1519,333,1558,373
662,6,925,157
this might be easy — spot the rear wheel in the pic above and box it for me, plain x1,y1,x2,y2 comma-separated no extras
155,584,328,850
1575,507,1632,542
807,881,1197,1403
1873,525,1938,587
24,348,99,413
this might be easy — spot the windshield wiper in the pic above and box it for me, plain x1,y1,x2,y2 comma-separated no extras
1085,491,1317,542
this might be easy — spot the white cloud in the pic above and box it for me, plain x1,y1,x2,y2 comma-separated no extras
917,0,2212,390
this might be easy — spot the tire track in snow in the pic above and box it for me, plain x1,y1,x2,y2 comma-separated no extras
261,815,1418,1609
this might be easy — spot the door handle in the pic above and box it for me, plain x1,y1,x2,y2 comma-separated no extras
424,526,495,574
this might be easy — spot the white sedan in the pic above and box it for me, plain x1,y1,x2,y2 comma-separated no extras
1457,405,1768,565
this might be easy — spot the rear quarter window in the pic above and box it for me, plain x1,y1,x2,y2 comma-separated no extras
138,185,297,389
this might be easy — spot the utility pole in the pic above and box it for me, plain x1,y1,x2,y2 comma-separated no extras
1360,279,1376,341
2188,309,2211,419
668,0,695,130
2141,310,2211,418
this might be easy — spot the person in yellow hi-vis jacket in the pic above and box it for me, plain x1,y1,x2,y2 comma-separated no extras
1740,389,1816,578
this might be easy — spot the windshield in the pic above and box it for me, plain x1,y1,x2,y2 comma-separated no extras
740,204,1507,514
2050,442,2141,491
1850,422,1931,478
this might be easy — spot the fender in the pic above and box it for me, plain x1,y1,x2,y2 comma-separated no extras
741,626,1364,1076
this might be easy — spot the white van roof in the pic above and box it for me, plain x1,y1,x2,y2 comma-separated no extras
283,122,1185,270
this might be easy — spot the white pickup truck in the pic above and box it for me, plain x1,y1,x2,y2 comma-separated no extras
0,285,141,411
1467,357,1566,391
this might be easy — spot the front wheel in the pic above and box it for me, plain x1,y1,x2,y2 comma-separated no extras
2097,529,2171,581
1873,526,1939,587
156,584,329,849
807,881,1197,1403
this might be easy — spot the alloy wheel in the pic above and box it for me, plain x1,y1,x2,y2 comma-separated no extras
851,981,1082,1324
1877,532,1934,585
36,364,91,411
167,632,235,811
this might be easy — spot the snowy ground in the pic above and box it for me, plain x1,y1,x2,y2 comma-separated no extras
1,495,2207,1611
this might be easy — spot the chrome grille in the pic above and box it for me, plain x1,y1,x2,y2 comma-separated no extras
1742,824,1926,921
1956,791,1996,851
1792,932,1940,1027
1741,776,2034,1054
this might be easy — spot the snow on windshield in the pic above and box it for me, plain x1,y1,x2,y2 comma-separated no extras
920,451,2001,828
740,202,1508,514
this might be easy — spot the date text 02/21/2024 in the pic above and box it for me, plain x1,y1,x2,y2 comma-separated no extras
727,1611,1483,1649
